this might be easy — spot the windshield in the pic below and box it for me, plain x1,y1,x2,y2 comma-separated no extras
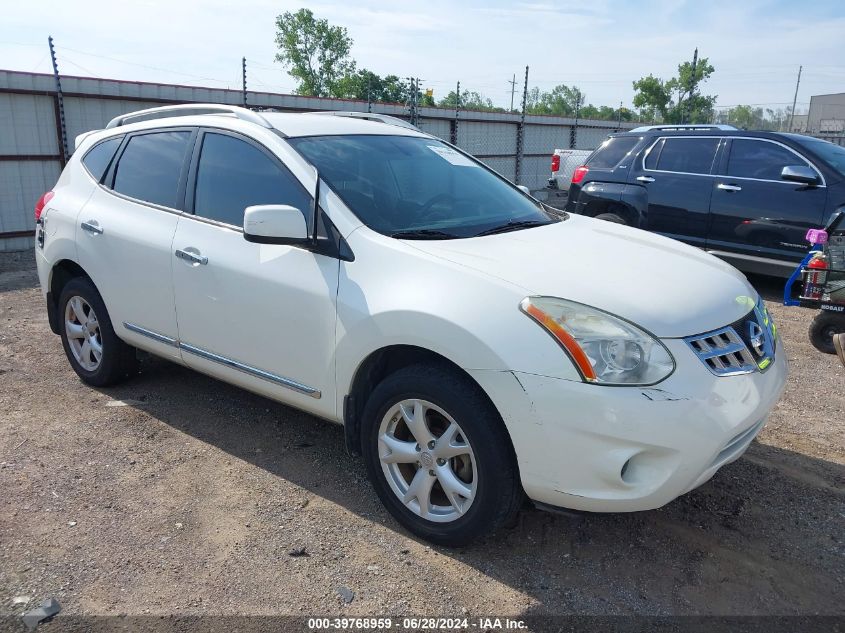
287,135,558,238
795,137,845,177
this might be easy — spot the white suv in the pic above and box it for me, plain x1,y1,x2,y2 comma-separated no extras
35,104,787,546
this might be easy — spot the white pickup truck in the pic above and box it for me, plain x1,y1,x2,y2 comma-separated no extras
547,148,592,191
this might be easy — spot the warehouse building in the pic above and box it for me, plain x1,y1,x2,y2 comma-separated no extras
807,92,845,135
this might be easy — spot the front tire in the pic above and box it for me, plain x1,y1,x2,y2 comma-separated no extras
58,277,138,386
361,364,522,546
809,312,845,355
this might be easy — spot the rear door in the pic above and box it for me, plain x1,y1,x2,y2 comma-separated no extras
629,136,721,246
707,137,827,265
76,128,194,361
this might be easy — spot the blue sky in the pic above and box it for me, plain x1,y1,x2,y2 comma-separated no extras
1,0,844,113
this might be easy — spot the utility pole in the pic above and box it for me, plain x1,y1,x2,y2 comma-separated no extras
407,77,420,127
48,36,68,164
616,101,623,131
508,73,517,112
789,65,802,132
685,47,698,124
417,77,422,125
515,65,529,185
241,57,248,108
451,80,460,145
366,76,372,113
570,100,579,149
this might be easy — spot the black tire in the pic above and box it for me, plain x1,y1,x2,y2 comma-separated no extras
594,212,627,225
361,363,523,546
808,311,845,355
58,277,139,386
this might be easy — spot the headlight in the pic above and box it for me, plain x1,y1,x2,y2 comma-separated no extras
520,296,675,385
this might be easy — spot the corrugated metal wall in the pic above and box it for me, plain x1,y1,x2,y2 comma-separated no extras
0,69,634,251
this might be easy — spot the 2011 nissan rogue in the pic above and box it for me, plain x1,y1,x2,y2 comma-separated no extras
34,104,788,545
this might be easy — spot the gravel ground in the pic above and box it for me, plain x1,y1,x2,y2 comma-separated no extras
0,250,843,619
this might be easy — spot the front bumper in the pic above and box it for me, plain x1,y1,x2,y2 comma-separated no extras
469,336,788,513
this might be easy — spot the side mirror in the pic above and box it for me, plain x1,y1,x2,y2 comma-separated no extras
781,165,820,185
243,205,309,244
517,185,531,195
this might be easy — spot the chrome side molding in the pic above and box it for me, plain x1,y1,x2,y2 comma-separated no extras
123,322,178,346
123,322,321,399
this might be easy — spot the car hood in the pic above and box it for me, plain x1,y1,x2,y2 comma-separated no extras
404,214,758,338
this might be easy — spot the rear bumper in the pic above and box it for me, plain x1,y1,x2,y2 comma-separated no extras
469,336,788,513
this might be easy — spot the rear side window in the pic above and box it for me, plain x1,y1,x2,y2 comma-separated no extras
651,137,719,174
727,139,807,181
193,132,312,228
586,136,640,169
113,131,192,208
82,137,122,182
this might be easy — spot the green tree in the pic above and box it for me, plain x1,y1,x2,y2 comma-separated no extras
714,105,791,131
526,84,585,116
274,8,355,97
437,89,503,112
632,55,717,123
336,69,409,103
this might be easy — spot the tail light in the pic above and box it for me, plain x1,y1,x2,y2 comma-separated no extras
571,166,589,184
35,191,54,221
551,154,560,172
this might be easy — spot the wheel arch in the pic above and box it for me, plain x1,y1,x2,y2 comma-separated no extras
583,199,640,226
46,259,95,335
342,344,513,458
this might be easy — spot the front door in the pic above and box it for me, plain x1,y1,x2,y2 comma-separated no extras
171,130,339,417
631,135,721,247
707,137,827,264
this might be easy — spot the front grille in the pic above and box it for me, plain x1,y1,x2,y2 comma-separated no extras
685,324,758,376
685,300,776,377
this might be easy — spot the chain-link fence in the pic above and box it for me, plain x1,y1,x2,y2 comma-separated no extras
0,69,637,250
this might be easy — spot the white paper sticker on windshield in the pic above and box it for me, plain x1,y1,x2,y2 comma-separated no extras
427,145,478,167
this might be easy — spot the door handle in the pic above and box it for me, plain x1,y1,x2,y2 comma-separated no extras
717,183,742,192
636,176,655,183
175,249,208,266
80,220,103,235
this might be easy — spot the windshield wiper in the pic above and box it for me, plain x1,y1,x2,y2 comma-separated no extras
474,219,548,237
390,229,459,240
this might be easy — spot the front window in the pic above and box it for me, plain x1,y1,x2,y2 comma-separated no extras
794,136,845,178
727,139,809,181
287,135,558,238
193,132,312,229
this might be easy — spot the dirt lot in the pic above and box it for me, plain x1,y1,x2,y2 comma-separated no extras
1,250,843,620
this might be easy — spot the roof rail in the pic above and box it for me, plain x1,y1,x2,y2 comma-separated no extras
106,104,272,129
309,110,420,131
627,124,738,133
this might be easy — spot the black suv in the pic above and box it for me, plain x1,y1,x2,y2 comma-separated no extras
565,125,845,276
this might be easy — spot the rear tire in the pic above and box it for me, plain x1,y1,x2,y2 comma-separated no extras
58,277,139,386
361,363,523,546
594,212,627,225
808,312,845,355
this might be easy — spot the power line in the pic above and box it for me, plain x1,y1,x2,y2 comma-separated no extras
57,44,232,84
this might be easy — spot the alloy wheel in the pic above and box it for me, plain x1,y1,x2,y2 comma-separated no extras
64,296,102,371
378,398,477,523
